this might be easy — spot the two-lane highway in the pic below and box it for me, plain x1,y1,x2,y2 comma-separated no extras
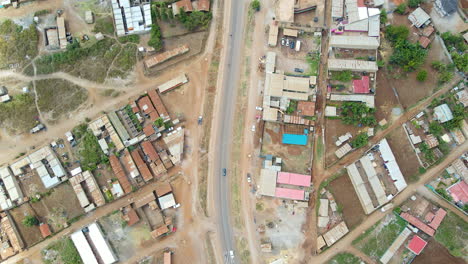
213,0,246,263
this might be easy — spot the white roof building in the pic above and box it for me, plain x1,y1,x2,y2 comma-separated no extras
71,231,99,264
88,223,118,264
265,52,276,74
433,104,453,123
111,0,152,36
328,59,378,72
158,74,188,93
259,169,277,197
163,127,185,165
330,94,375,108
158,193,176,210
408,7,431,28
332,0,344,18
379,138,407,192
0,167,23,210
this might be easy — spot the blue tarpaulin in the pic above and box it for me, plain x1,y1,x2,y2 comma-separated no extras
282,134,308,146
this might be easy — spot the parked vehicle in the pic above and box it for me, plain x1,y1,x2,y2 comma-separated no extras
281,38,285,46
198,116,203,125
294,68,304,73
290,40,295,49
255,106,263,111
247,173,252,183
251,125,256,132
222,168,227,176
285,38,290,46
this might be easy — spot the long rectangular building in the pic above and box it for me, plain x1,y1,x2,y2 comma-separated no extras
330,35,379,50
157,74,188,94
328,59,378,72
88,223,118,264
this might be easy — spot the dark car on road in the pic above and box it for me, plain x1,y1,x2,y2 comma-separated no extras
222,168,227,176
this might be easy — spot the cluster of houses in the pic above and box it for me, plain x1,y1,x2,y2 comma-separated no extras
0,84,185,261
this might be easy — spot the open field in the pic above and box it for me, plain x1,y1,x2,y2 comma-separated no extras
0,93,39,134
328,174,366,230
261,122,313,174
353,214,407,261
434,212,468,258
327,252,363,264
386,126,420,182
30,183,84,230
413,238,466,264
35,79,88,122
42,237,82,264
99,211,152,262
375,70,402,122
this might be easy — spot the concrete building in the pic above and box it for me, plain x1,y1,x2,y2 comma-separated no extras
0,213,23,260
330,94,375,108
69,170,105,212
330,36,379,50
57,17,67,49
0,167,22,211
332,0,344,19
408,8,431,28
322,221,349,246
111,0,152,36
328,59,378,72
268,21,279,47
10,146,66,189
158,74,188,94
434,0,458,17
144,45,189,68
89,115,125,152
433,104,453,123
148,89,170,122
71,222,118,264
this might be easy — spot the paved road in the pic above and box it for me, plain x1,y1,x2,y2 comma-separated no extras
213,0,246,263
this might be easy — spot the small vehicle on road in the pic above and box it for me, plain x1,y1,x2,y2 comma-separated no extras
294,68,304,73
198,116,203,125
229,250,234,260
222,168,227,176
247,173,252,183
281,38,285,46
255,106,263,111
251,125,256,132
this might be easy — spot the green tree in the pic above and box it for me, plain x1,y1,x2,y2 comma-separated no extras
340,102,376,127
385,25,409,43
389,40,427,72
443,104,467,130
441,32,467,52
22,215,39,227
380,8,388,24
154,117,164,127
332,70,353,82
408,0,423,8
350,133,369,148
251,0,260,11
451,52,468,72
395,3,407,14
429,121,444,136
416,70,427,82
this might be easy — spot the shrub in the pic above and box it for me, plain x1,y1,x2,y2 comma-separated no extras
389,40,427,72
22,215,39,227
350,133,369,148
380,8,387,24
429,121,444,136
408,0,423,8
332,70,353,82
340,102,376,127
416,70,427,82
385,25,409,43
395,3,407,15
250,0,260,11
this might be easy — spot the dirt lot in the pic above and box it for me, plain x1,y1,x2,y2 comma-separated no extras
328,174,366,230
383,14,450,109
261,122,313,174
413,239,466,264
324,119,362,167
386,126,420,181
375,70,402,122
10,203,44,248
30,183,84,231
99,211,152,262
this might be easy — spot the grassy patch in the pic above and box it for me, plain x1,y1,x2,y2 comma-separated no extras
236,237,251,264
32,38,129,83
118,35,140,44
306,53,320,76
93,16,115,35
0,20,38,69
113,45,138,72
327,252,362,264
42,237,83,264
35,79,88,120
434,211,468,257
353,216,406,259
100,89,121,97
0,93,39,134
316,135,324,159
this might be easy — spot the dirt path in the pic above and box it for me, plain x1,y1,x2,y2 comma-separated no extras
301,141,468,263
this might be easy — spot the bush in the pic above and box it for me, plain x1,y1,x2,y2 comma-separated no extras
416,70,427,82
79,130,108,171
22,215,39,227
340,102,376,127
0,20,39,68
250,0,260,11
385,25,409,43
436,188,453,201
380,8,388,24
148,8,163,51
390,40,427,72
441,32,467,53
429,121,444,136
451,52,468,72
443,104,467,130
93,17,114,35
118,35,140,44
395,3,407,14
350,133,369,148
408,0,423,8
178,10,212,31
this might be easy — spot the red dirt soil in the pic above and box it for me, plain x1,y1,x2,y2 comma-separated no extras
413,239,466,264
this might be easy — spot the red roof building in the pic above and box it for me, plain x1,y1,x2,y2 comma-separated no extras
141,141,159,162
123,208,140,226
407,235,427,255
277,172,311,187
143,124,155,137
428,208,446,230
197,0,210,11
130,149,153,182
352,76,370,94
400,212,435,236
148,90,170,121
39,223,51,238
297,101,316,116
419,36,431,48
447,181,468,203
137,96,158,122
109,155,132,194
424,212,435,222
275,188,305,200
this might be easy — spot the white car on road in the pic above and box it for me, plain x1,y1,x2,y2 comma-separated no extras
251,125,256,132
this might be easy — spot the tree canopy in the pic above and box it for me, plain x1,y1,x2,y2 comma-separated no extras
340,102,376,127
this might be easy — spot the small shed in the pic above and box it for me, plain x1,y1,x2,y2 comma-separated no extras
283,28,298,37
85,11,94,24
39,223,52,238
407,235,427,255
408,7,431,28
